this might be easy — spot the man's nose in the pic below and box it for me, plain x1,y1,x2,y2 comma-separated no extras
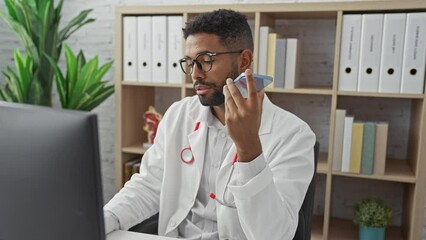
191,62,205,81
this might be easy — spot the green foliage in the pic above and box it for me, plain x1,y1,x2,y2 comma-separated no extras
353,198,393,228
47,44,114,111
0,0,95,106
0,49,42,104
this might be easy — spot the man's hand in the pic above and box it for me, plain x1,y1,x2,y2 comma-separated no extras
223,69,264,162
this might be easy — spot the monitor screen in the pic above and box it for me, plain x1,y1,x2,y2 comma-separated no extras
0,101,105,240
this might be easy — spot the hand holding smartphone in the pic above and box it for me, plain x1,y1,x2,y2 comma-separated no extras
233,72,273,98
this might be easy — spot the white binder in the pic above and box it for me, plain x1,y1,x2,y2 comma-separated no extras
152,16,167,83
379,13,406,93
123,16,138,82
137,16,152,83
167,16,184,84
401,12,426,94
358,14,384,92
338,14,362,91
258,26,272,75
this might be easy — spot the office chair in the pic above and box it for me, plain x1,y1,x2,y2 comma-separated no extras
130,142,320,240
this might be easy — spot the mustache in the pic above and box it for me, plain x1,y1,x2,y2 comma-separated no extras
193,80,218,88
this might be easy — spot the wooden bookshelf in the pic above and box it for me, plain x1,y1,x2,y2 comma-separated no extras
115,1,426,239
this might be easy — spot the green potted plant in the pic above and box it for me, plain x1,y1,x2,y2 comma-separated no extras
353,198,392,240
0,0,113,111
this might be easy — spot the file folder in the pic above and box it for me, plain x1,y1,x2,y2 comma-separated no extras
401,12,426,94
152,16,167,83
338,14,362,91
379,13,406,93
123,16,138,82
167,16,184,84
358,14,384,92
137,16,152,83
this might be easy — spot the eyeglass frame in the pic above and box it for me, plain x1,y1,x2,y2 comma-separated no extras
178,50,244,75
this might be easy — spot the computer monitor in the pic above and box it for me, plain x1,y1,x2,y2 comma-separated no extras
0,101,105,240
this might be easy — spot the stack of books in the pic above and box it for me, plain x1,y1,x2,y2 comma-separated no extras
332,109,389,175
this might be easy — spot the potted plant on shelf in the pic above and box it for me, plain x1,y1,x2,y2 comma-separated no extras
353,198,392,240
0,0,113,111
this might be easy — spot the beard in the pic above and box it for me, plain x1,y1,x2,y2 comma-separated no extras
195,65,240,107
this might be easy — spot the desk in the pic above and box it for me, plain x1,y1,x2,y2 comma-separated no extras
107,230,177,240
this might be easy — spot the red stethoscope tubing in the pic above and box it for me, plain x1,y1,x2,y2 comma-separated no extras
180,122,200,164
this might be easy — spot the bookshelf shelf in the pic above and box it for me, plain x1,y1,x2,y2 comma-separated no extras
337,91,425,99
122,142,147,155
115,2,426,239
328,217,404,240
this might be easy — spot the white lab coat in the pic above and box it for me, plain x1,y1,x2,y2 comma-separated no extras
104,95,315,240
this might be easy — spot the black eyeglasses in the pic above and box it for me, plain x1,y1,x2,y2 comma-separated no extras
178,50,244,75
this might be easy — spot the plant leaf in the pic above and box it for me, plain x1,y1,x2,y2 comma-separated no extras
58,9,94,41
0,12,40,65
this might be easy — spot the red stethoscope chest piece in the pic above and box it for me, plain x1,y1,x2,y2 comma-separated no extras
180,147,194,164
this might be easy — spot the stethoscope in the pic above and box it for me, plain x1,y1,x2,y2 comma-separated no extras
180,121,237,208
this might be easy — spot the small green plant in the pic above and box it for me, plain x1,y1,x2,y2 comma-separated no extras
353,198,392,228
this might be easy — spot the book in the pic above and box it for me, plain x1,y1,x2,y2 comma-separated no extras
124,158,141,182
374,122,389,175
350,122,364,174
266,33,283,89
332,109,347,172
360,122,376,175
341,116,354,172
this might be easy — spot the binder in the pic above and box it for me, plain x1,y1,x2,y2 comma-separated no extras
378,13,406,93
400,12,426,94
284,38,301,89
137,16,152,83
341,116,354,173
123,16,138,82
332,109,346,172
152,16,167,83
167,16,184,84
258,26,272,75
338,14,362,91
358,14,384,92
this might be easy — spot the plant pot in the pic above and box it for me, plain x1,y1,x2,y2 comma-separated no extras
359,226,385,240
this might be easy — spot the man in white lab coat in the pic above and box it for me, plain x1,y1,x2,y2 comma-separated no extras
104,9,316,240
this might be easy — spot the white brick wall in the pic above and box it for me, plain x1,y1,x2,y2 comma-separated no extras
1,0,425,238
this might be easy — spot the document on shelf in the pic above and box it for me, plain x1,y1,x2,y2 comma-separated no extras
167,16,184,84
357,14,384,92
400,12,426,94
137,16,152,83
123,16,138,82
379,13,406,93
152,16,167,83
338,14,362,92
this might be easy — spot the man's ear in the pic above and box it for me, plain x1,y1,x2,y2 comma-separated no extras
239,49,253,71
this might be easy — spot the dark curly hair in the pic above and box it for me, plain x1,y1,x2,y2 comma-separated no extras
182,9,253,51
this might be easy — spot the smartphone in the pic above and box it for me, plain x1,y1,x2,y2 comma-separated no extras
233,73,273,98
